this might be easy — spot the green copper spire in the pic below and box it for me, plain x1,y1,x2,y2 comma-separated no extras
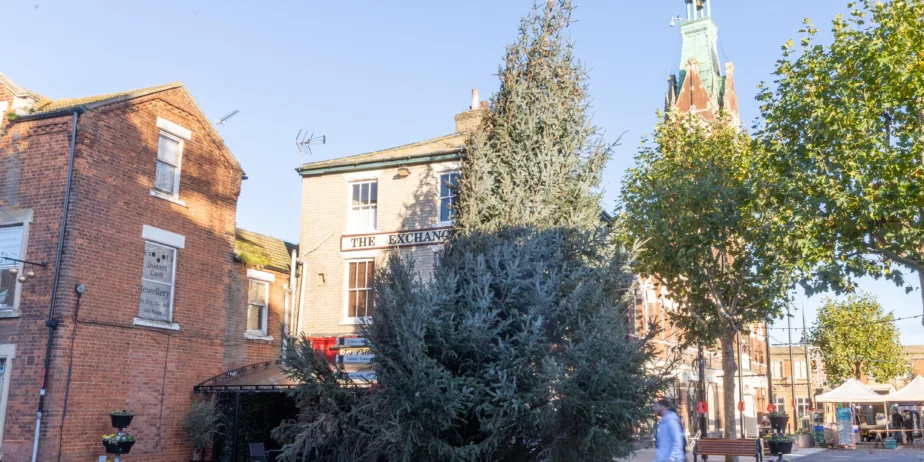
679,0,722,97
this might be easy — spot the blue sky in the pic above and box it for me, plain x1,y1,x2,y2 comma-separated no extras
4,0,920,343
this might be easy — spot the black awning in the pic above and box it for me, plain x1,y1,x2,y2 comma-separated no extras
194,361,298,394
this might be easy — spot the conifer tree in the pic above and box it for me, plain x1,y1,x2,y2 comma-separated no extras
276,2,662,461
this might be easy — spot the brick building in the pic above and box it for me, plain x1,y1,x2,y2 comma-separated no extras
628,0,769,439
0,73,294,461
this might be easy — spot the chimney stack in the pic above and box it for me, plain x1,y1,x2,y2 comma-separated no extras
455,88,488,133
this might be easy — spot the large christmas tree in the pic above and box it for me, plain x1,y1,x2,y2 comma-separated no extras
276,2,661,461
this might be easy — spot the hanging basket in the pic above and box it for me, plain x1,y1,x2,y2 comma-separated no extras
769,415,790,432
103,440,135,454
767,441,793,455
110,413,134,429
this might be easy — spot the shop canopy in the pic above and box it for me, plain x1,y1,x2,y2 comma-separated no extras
815,378,886,403
886,375,924,403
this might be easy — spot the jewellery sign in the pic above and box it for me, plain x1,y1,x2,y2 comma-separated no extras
138,242,175,323
341,227,452,252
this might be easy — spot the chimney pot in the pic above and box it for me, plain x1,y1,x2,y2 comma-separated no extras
471,89,479,110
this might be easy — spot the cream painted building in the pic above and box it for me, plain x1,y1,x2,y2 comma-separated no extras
294,93,486,340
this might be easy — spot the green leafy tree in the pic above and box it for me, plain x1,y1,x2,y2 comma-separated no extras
620,113,797,442
275,2,663,461
757,0,924,320
811,293,907,383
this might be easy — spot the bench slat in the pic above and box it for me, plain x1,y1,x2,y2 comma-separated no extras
695,438,760,458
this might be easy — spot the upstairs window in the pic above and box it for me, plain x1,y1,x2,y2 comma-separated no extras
346,260,374,319
349,181,377,231
154,132,183,196
439,172,460,225
0,226,24,310
247,279,269,335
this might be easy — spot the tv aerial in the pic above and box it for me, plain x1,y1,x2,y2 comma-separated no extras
296,130,326,165
214,110,240,131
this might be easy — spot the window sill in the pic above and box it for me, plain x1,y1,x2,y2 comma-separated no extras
0,310,22,319
150,190,187,207
437,221,452,228
133,317,180,331
339,317,372,326
244,332,274,341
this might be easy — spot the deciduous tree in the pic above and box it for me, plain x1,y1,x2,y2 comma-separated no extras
620,113,797,442
757,0,924,321
811,293,907,383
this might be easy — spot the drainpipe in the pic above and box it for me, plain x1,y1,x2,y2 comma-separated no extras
295,261,308,337
32,109,81,462
282,249,297,358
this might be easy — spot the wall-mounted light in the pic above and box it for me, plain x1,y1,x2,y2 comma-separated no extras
396,167,411,178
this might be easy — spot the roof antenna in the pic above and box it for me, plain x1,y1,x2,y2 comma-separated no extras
214,110,239,131
295,130,326,165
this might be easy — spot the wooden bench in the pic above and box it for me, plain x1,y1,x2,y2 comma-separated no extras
693,438,763,461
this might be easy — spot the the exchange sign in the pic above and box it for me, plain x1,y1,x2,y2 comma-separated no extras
341,227,452,252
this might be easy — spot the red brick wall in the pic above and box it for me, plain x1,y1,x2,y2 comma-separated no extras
0,86,289,461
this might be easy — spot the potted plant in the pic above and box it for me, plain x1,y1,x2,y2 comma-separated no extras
766,434,794,455
102,433,136,454
182,397,223,462
769,411,790,432
796,428,813,448
110,409,134,430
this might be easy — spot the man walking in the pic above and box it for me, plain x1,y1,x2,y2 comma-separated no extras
653,399,685,462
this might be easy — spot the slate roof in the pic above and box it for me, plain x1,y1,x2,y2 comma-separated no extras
298,132,466,172
28,82,183,116
0,73,44,100
235,228,298,273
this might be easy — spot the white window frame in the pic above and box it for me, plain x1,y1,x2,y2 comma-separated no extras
0,344,15,445
342,259,374,325
0,209,32,316
772,360,783,378
150,117,191,205
347,180,378,232
796,397,810,418
437,171,460,226
246,279,270,337
773,396,787,415
795,361,806,380
0,225,26,313
153,131,184,197
135,226,184,330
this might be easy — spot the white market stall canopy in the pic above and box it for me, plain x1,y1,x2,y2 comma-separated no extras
815,378,886,403
886,375,924,403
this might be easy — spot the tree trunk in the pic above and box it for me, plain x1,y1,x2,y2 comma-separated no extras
919,270,924,327
855,362,862,380
721,329,739,462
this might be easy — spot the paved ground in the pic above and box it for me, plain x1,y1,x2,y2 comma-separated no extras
796,446,924,462
624,445,924,461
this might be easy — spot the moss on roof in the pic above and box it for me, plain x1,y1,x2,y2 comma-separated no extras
28,82,183,115
235,228,297,273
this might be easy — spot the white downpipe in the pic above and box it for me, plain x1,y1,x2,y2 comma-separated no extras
296,261,308,338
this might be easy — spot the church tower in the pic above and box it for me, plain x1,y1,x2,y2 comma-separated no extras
666,0,739,125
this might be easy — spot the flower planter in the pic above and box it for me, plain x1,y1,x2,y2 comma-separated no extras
110,414,134,429
769,415,790,432
103,440,135,454
796,433,812,448
768,441,793,455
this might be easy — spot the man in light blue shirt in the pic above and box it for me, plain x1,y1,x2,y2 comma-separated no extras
654,399,685,462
